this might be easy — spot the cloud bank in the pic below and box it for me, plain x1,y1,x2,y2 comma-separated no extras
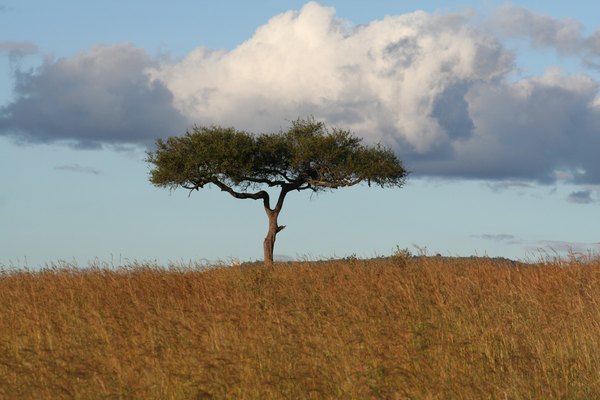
2,2,600,187
0,44,187,148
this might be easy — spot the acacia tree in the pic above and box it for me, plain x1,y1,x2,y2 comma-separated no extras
146,118,407,265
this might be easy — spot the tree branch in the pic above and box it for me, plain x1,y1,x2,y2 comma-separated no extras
305,177,364,188
274,183,304,213
257,168,296,183
183,183,204,197
209,179,271,209
239,175,287,187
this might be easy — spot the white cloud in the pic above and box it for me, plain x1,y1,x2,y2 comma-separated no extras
2,3,600,187
490,5,600,67
491,6,584,55
150,2,513,154
150,3,600,185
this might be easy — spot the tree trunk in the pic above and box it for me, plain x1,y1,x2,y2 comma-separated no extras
262,184,293,266
263,210,280,266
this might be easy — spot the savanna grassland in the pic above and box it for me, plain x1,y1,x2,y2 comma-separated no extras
1,256,599,399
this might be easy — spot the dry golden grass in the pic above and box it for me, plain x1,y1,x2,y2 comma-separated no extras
1,256,600,399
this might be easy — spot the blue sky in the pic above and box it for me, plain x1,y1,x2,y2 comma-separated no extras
1,1,599,267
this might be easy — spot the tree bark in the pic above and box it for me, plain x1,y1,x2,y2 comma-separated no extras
263,184,294,265
263,210,279,266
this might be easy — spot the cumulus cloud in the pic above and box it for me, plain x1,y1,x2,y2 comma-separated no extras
420,69,600,184
491,6,585,55
149,3,600,185
2,2,600,187
150,3,513,155
0,43,188,148
491,5,600,67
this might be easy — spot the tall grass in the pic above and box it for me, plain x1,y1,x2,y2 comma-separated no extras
1,257,599,399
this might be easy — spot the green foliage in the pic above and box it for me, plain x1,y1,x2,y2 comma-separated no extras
146,126,259,190
146,118,407,193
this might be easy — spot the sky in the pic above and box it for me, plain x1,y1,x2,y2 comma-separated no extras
1,0,599,267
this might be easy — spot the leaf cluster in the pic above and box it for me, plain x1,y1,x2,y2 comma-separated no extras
147,118,407,193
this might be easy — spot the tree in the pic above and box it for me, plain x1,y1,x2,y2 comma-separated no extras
146,118,408,265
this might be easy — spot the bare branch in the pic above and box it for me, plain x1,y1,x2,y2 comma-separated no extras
273,183,305,213
210,179,271,209
183,184,200,197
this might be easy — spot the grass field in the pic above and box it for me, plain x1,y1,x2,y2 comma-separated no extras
1,256,599,399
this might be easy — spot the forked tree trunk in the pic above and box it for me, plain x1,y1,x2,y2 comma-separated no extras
261,184,295,266
263,210,283,266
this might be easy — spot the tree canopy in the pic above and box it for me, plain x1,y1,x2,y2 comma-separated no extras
147,118,408,264
148,118,407,193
